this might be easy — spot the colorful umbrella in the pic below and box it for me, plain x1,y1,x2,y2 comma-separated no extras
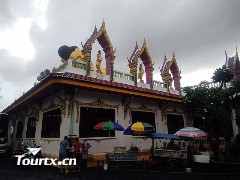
124,121,155,135
94,121,124,131
174,127,208,137
94,121,124,139
124,121,155,158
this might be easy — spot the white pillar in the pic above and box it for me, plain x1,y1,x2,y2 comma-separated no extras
22,116,28,140
231,108,239,137
13,120,18,149
35,110,43,144
60,104,70,140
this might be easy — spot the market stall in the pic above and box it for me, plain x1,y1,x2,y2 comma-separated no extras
148,133,191,171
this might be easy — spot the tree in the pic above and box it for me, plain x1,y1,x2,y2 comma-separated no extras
183,85,231,136
212,65,233,89
184,63,240,138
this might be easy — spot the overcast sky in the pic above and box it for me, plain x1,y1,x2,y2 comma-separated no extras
0,0,240,111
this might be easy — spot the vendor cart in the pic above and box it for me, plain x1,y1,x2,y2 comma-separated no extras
148,133,191,172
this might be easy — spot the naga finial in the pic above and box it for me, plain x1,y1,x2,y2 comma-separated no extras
102,20,105,28
172,52,176,59
143,38,147,45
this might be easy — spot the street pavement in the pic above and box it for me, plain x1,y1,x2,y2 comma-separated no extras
0,156,239,180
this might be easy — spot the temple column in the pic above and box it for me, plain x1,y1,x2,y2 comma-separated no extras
231,108,239,137
35,109,42,144
84,46,92,76
22,115,27,140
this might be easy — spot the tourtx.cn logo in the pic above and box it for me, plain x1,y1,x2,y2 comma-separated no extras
15,156,76,166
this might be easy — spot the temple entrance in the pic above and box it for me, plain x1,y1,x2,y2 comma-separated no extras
167,114,184,134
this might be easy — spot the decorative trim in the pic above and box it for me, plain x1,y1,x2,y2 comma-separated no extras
93,139,102,143
161,109,167,122
75,101,80,123
17,112,25,125
30,106,39,121
67,94,74,118
123,100,131,120
42,101,58,112
55,95,66,117
166,106,183,115
133,103,157,114
75,98,120,123
129,103,158,124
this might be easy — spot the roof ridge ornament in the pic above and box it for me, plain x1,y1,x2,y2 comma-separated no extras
236,46,238,58
172,52,176,60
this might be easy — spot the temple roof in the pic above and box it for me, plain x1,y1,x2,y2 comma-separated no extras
128,42,140,64
82,26,98,49
225,47,240,80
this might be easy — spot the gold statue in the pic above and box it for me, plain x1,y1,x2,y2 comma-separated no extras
69,47,94,71
138,64,144,83
96,50,103,74
69,47,84,60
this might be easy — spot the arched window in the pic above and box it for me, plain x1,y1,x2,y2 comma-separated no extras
26,116,36,138
41,108,61,138
16,121,23,138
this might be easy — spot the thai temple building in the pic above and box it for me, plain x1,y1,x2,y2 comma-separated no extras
225,47,240,80
225,47,240,137
3,22,188,158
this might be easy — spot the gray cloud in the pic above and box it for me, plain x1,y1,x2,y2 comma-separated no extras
1,0,240,111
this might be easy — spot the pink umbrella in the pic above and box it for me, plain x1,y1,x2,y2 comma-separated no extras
174,127,208,137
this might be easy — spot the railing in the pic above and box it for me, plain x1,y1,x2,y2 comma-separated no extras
153,80,168,88
113,71,134,81
182,81,221,90
72,61,86,70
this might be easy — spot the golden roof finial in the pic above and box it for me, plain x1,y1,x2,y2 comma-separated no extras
172,52,176,59
102,19,105,28
143,38,147,44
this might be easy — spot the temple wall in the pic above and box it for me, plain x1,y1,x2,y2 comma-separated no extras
10,89,185,157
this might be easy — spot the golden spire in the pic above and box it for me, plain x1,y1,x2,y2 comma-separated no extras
102,20,105,28
172,52,176,60
143,38,147,45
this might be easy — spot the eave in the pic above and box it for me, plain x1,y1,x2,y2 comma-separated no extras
3,72,183,113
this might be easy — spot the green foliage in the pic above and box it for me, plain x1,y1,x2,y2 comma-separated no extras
183,78,240,135
212,65,233,88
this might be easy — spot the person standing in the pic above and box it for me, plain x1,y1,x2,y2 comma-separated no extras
73,137,81,172
81,140,91,169
59,136,69,173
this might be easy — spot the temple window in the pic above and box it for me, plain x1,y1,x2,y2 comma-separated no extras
26,116,37,138
131,111,156,132
41,108,61,138
79,107,115,138
167,114,184,134
16,121,23,138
